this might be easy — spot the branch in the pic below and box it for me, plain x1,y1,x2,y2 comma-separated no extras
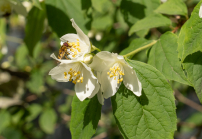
175,90,202,112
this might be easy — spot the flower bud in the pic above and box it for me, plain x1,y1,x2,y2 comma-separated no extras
83,54,93,64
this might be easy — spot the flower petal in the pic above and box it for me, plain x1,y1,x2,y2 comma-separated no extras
199,4,202,18
70,19,90,47
50,53,78,63
60,34,79,43
49,62,80,82
122,63,142,96
101,69,121,99
89,52,115,72
75,63,99,101
97,89,104,105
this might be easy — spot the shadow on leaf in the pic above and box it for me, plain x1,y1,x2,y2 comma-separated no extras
120,0,146,26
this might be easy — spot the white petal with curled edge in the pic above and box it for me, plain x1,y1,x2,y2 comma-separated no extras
199,4,202,18
70,19,90,47
97,89,104,105
101,69,121,99
122,63,142,96
75,63,99,101
60,34,79,43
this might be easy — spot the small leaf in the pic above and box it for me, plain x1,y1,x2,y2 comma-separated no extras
24,3,46,56
70,95,102,139
183,52,202,103
0,110,10,133
155,0,188,16
111,60,176,139
178,1,202,62
26,104,42,122
39,108,57,134
120,38,154,58
148,32,190,85
129,14,171,36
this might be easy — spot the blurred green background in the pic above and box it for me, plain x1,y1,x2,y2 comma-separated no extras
0,0,202,139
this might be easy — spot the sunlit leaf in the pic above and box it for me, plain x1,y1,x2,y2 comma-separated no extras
111,60,176,139
155,0,188,16
129,14,171,36
148,32,190,85
178,1,202,62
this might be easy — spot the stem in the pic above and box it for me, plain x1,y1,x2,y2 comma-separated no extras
175,90,202,112
91,45,101,52
123,40,157,58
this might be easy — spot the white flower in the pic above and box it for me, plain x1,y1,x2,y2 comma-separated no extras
90,51,142,101
199,4,202,18
59,19,91,60
0,0,27,17
49,53,100,101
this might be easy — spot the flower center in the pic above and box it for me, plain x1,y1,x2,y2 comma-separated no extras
107,65,124,84
64,68,83,84
63,39,81,58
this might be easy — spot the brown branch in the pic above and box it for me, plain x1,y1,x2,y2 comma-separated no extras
175,90,202,112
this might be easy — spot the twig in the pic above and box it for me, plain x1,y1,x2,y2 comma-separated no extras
175,90,202,112
92,132,107,139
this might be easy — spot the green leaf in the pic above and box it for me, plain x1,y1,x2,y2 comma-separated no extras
45,0,90,37
32,0,42,10
120,0,160,25
120,0,160,37
26,104,42,122
129,14,171,36
183,52,202,103
0,110,11,133
1,127,22,139
148,32,190,85
92,15,113,30
70,95,102,139
24,3,46,56
178,1,202,62
111,60,176,139
91,0,113,13
155,0,188,16
26,70,44,94
120,38,154,58
39,108,57,134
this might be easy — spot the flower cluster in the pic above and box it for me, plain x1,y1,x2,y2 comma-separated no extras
49,19,142,105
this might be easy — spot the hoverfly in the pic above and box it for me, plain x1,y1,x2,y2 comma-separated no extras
58,42,71,60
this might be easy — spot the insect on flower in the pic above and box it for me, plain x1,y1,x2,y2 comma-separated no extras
58,41,71,60
58,38,82,60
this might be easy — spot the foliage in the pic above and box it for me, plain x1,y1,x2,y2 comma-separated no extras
0,0,202,139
